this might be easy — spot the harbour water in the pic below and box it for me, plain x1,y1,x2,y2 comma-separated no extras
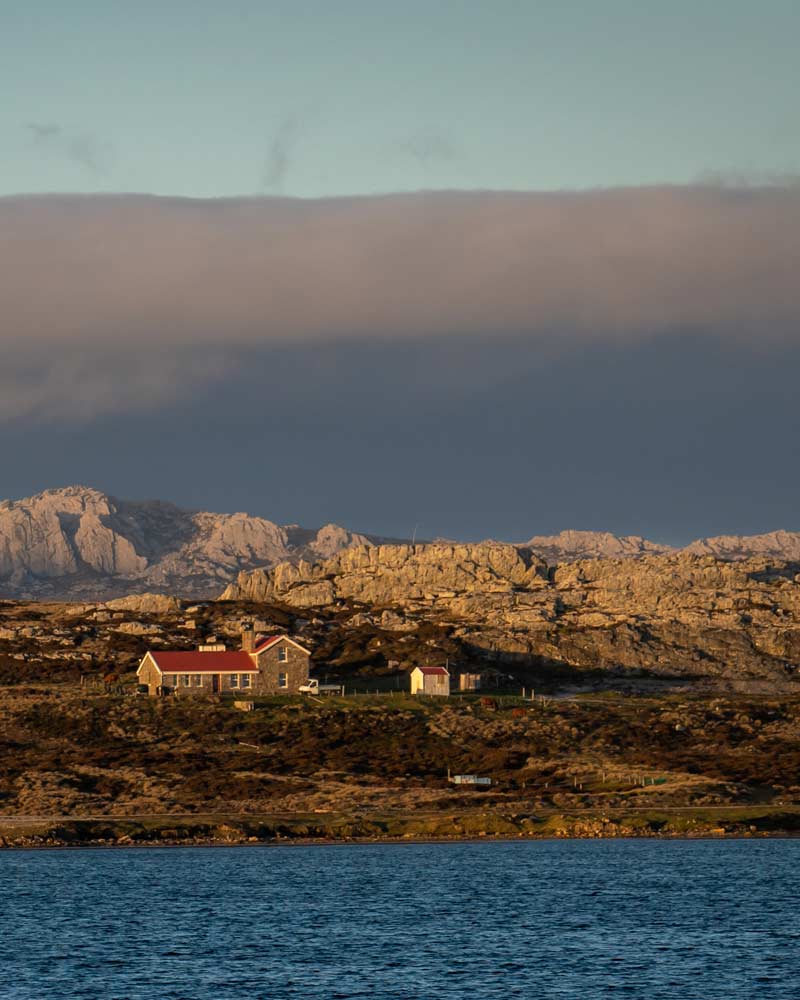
1,839,799,999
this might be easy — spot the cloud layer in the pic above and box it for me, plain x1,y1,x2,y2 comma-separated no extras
1,185,799,420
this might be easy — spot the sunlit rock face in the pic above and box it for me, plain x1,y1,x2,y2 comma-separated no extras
222,542,549,607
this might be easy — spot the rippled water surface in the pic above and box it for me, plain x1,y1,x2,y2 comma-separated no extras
2,840,799,999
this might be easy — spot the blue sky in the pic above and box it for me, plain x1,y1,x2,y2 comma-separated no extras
2,2,800,542
2,1,799,198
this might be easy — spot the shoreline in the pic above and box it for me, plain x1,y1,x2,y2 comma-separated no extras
3,805,800,850
4,832,800,853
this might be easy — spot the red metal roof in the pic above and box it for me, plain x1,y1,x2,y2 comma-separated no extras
149,651,258,674
418,666,449,676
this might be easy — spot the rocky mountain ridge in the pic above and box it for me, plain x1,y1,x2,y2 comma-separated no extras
682,530,800,562
524,530,673,562
524,529,800,563
0,486,377,601
3,484,800,605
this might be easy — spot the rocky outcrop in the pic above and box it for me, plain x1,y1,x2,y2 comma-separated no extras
0,486,381,601
221,543,549,607
222,544,800,687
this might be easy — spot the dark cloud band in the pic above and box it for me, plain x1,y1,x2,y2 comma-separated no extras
1,186,798,420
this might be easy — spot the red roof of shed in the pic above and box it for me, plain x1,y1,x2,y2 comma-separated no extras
417,666,449,676
148,651,257,673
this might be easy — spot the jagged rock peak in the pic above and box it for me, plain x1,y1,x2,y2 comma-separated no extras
1,484,113,512
308,523,374,560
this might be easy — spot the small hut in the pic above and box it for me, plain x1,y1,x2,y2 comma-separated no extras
410,666,450,697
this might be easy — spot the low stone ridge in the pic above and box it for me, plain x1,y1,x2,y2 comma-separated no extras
0,486,379,601
104,593,182,615
222,543,800,687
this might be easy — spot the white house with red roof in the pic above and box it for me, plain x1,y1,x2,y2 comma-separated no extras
137,629,311,696
410,665,450,697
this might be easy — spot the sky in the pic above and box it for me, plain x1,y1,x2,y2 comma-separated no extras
3,1,800,197
1,1,800,542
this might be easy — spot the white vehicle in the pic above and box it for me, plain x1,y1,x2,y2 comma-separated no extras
299,678,343,696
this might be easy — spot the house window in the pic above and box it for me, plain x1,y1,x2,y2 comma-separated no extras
241,674,252,689
193,675,203,687
230,674,239,688
180,674,190,687
277,646,288,662
163,674,176,687
278,672,288,689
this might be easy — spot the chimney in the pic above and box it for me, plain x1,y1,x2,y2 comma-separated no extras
241,626,255,653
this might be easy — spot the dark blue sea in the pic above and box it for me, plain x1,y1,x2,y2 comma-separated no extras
1,840,799,999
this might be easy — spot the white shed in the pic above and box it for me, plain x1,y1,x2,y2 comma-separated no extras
410,665,450,697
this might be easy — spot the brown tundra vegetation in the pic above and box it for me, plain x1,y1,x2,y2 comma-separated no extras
3,550,800,847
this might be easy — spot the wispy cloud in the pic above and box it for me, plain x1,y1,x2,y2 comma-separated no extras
25,122,113,174
1,185,799,422
261,116,301,191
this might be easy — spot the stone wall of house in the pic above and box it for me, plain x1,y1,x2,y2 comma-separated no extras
171,673,216,696
137,655,161,695
252,640,310,694
141,668,257,697
170,672,257,696
222,672,256,695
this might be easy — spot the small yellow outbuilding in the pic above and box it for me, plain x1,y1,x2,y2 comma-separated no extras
410,665,450,697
